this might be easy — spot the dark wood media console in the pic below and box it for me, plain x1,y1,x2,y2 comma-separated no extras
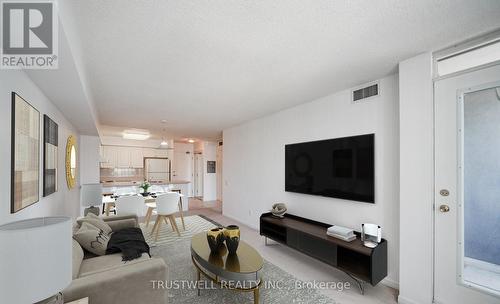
259,212,387,293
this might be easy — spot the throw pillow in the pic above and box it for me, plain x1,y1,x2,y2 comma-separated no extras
76,213,112,234
73,222,111,256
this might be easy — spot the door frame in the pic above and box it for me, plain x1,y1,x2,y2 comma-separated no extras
456,80,500,298
433,65,500,302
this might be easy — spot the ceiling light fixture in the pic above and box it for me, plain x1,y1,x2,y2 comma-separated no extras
159,127,168,147
123,129,150,140
188,139,195,143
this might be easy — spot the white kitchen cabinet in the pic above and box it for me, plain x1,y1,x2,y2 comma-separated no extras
142,148,155,158
101,146,170,169
101,146,117,168
129,147,144,168
154,149,169,157
116,148,131,168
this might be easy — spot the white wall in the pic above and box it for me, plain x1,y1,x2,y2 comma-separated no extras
79,135,101,184
398,53,434,304
223,74,400,287
203,141,217,201
0,70,80,225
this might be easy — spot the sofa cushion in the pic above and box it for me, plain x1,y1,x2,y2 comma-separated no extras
73,222,110,256
72,239,84,279
76,213,112,234
78,253,151,278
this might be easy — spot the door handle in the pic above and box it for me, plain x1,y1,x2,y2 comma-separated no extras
439,204,450,213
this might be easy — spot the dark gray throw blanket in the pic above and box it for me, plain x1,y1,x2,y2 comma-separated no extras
106,227,151,261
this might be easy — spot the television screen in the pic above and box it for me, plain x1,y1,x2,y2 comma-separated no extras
285,134,374,203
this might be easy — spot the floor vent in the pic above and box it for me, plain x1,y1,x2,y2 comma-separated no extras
352,83,379,103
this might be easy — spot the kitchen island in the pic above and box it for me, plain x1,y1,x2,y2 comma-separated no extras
101,180,191,211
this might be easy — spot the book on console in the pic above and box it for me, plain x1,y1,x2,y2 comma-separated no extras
326,231,357,242
327,225,355,237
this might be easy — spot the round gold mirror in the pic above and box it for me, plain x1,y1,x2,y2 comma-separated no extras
66,135,77,189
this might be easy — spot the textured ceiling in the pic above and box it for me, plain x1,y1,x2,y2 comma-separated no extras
62,0,500,140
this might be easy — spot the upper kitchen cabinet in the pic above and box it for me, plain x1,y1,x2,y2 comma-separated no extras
100,146,172,169
142,148,156,158
129,147,144,168
116,148,131,168
101,146,117,168
154,149,169,157
101,145,144,168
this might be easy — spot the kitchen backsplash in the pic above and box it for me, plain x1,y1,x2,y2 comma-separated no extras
100,168,144,182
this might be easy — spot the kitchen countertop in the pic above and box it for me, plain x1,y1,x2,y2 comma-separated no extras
101,180,191,187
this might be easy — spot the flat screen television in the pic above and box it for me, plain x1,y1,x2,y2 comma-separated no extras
285,134,374,203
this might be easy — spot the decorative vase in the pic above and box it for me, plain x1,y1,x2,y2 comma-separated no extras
223,225,240,255
206,228,225,253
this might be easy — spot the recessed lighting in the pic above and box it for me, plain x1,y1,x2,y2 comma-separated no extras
160,140,168,146
188,139,195,143
123,129,150,140
161,120,167,124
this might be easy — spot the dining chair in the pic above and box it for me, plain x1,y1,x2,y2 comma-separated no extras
151,192,181,240
171,189,186,230
115,195,145,217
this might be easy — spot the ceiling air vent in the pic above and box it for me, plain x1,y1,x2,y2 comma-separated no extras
352,83,379,103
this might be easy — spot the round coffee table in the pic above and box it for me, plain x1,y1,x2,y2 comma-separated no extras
191,232,263,304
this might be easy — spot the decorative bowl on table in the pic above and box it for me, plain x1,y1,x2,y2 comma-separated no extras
140,192,150,197
271,203,287,218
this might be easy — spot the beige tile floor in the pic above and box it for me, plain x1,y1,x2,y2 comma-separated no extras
179,202,399,304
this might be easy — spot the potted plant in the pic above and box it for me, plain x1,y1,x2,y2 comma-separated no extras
139,181,151,196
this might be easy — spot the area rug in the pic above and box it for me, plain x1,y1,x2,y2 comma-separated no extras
148,215,335,304
140,214,218,247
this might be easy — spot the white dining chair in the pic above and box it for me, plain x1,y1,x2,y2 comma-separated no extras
151,192,181,240
115,195,145,217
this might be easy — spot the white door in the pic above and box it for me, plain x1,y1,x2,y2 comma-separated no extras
173,151,193,195
193,154,203,197
434,63,500,303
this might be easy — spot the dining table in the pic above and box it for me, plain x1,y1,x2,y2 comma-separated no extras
102,192,186,230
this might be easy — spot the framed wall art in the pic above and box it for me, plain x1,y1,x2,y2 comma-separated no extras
43,115,58,196
207,161,216,173
11,92,40,213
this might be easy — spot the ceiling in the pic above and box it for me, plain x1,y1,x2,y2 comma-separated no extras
60,0,500,140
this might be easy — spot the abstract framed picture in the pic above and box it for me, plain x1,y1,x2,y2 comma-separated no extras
207,161,216,173
43,115,58,197
11,92,40,213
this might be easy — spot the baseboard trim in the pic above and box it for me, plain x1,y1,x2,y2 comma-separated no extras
397,295,421,304
381,277,399,290
221,212,259,231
